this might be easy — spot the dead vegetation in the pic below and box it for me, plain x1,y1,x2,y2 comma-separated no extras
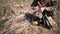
0,0,60,34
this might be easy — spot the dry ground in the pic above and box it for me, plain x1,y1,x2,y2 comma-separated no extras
0,0,60,34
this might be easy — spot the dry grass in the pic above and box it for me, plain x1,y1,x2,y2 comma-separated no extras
0,0,60,34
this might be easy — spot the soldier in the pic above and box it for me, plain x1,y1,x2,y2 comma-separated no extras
31,0,57,29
